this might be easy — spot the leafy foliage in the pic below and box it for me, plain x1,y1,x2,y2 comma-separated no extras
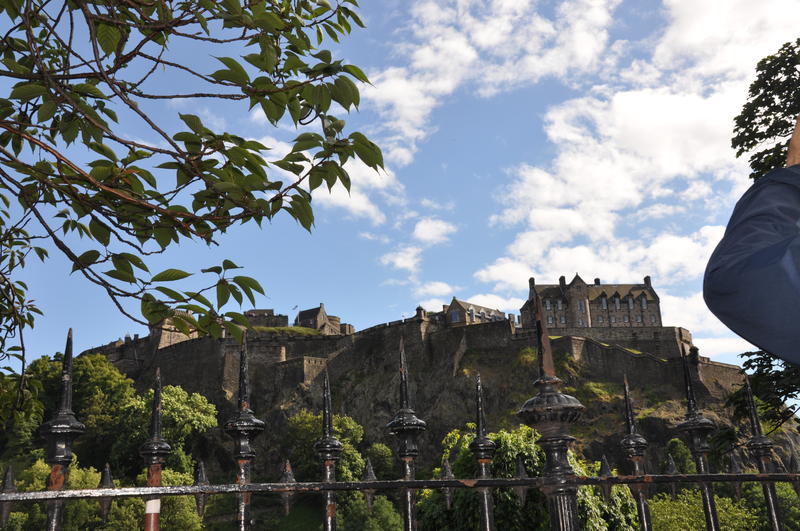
649,490,760,531
417,424,638,531
0,0,381,379
732,38,800,179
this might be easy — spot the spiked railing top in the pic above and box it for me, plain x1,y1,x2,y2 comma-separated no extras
139,368,171,464
314,370,343,461
623,374,636,435
399,335,409,410
665,454,678,475
386,338,427,436
41,329,85,467
58,328,75,413
743,376,763,437
469,374,496,460
533,293,558,383
680,347,699,418
238,337,251,412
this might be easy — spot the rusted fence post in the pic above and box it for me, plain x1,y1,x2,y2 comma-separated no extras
386,338,427,531
41,330,85,531
314,371,342,531
469,374,496,531
620,374,651,530
517,293,584,531
677,349,720,531
139,368,171,531
224,339,265,530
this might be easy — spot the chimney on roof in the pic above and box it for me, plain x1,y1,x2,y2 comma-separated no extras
320,302,325,310
594,278,600,285
528,277,536,299
644,276,651,288
559,275,566,290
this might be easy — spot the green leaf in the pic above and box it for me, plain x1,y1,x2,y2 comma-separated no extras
10,83,47,100
154,286,185,301
96,23,122,56
89,218,110,246
201,266,223,274
104,268,136,283
37,101,57,122
222,259,240,270
343,64,370,83
151,268,192,282
72,250,100,272
72,83,107,99
216,280,230,309
179,114,207,134
88,142,118,161
214,56,250,84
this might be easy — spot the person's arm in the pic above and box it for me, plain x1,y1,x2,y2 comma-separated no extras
787,114,800,166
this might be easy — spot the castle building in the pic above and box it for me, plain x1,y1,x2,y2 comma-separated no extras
436,297,507,327
520,274,662,330
294,303,354,335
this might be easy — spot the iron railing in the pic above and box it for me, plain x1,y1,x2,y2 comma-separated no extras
2,296,800,531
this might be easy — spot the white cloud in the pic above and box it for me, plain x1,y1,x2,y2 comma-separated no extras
412,218,457,245
692,337,757,362
659,291,731,335
359,232,390,244
418,297,448,311
380,246,422,273
414,281,455,297
420,198,455,211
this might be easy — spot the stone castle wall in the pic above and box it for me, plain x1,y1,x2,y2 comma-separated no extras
547,325,692,359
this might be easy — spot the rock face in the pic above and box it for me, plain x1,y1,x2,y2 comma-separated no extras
90,316,797,479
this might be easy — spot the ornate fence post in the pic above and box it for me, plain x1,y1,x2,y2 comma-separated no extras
314,371,342,531
469,374,496,531
279,460,297,516
1,467,15,527
98,463,113,523
223,340,265,531
193,462,209,518
620,374,651,530
743,376,783,530
139,368,171,531
676,350,719,531
517,292,584,531
41,329,85,531
386,338,427,531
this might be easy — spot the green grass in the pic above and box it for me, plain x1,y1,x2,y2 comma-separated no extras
253,326,321,336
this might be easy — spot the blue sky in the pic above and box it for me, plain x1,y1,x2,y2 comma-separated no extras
17,0,800,367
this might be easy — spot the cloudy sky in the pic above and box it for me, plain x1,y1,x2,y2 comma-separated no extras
22,0,800,365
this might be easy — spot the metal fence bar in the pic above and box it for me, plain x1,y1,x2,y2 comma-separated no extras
98,463,113,522
469,374,496,531
223,339,265,531
315,371,342,531
744,376,783,530
41,329,84,531
386,336,426,531
517,294,584,531
139,368,171,531
677,349,720,531
1,467,15,526
620,374,651,530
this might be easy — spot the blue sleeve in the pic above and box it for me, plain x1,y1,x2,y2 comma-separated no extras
704,166,800,365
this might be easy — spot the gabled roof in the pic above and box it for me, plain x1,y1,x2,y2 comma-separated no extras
531,283,657,302
446,297,506,317
297,305,325,321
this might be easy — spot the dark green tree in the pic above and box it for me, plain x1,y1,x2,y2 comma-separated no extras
732,38,800,180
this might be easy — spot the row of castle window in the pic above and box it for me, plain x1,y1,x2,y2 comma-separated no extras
545,296,648,311
548,314,657,325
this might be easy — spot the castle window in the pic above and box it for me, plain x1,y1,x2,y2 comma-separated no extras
650,315,656,324
601,297,607,309
614,297,620,310
480,311,486,320
578,300,584,311
641,298,647,310
598,316,604,323
636,315,642,323
628,297,634,310
578,318,584,326
610,316,616,323
469,308,475,322
559,315,566,324
623,315,629,323
545,299,551,311
547,316,554,325
450,310,461,323
557,300,563,310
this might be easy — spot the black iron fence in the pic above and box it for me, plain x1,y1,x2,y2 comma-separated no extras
2,298,800,531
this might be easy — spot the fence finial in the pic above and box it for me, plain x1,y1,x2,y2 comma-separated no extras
139,367,171,465
440,459,455,510
620,374,648,459
680,347,699,417
744,375,763,437
362,458,377,510
280,460,297,516
98,463,113,522
469,374,496,460
193,461,210,517
399,334,409,410
223,339,265,461
386,342,426,459
41,329,85,469
598,455,613,503
314,370,343,461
